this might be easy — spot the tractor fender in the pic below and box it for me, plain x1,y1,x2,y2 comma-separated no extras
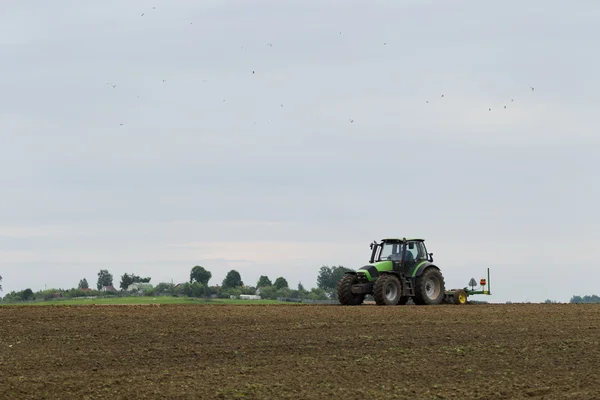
344,271,357,275
412,262,440,277
379,271,403,280
357,265,379,280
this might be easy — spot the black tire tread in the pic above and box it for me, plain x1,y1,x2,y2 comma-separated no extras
338,274,365,306
373,275,402,306
414,267,446,305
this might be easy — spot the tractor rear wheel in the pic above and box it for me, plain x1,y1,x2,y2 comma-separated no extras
373,275,402,305
337,274,365,305
414,268,445,305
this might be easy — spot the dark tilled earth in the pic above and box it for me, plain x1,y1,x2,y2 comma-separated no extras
1,303,600,399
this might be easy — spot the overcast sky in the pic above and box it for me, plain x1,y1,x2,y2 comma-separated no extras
1,0,599,303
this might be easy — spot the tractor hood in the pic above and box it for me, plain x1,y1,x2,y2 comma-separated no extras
357,260,393,281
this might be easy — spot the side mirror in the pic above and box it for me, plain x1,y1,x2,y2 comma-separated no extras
429,253,433,261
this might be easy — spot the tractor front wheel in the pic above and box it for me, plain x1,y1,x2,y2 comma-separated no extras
337,274,365,305
414,268,445,305
373,275,402,306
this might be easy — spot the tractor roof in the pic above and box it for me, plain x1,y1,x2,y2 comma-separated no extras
381,238,425,243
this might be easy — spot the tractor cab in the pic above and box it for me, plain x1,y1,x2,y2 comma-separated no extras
370,238,433,273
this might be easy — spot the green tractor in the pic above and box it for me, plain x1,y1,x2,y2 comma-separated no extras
337,238,446,306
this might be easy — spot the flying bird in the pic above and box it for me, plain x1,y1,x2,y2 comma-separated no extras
531,87,534,91
141,13,144,16
349,119,354,123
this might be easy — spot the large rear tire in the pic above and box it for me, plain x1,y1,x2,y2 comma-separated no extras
337,274,365,305
414,268,445,305
373,275,402,306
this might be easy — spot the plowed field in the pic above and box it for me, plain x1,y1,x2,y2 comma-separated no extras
1,304,600,399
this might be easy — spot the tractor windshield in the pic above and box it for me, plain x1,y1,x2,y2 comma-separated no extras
378,242,405,261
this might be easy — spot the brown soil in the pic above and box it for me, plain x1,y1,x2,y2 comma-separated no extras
1,303,600,399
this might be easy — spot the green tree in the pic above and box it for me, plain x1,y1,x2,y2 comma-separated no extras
154,282,175,295
182,282,193,297
22,288,34,301
274,277,289,290
120,273,133,290
308,287,328,300
240,286,257,295
190,266,212,286
78,278,89,289
297,282,308,299
258,285,277,299
316,265,354,291
96,269,113,290
256,275,272,287
120,273,152,290
222,287,243,298
222,270,243,289
191,282,205,297
0,274,2,292
570,295,600,304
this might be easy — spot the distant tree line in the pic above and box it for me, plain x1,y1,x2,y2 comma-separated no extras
6,265,600,305
570,295,600,304
0,265,354,303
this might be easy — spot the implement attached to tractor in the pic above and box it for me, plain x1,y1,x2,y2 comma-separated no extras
337,238,492,306
442,268,492,305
